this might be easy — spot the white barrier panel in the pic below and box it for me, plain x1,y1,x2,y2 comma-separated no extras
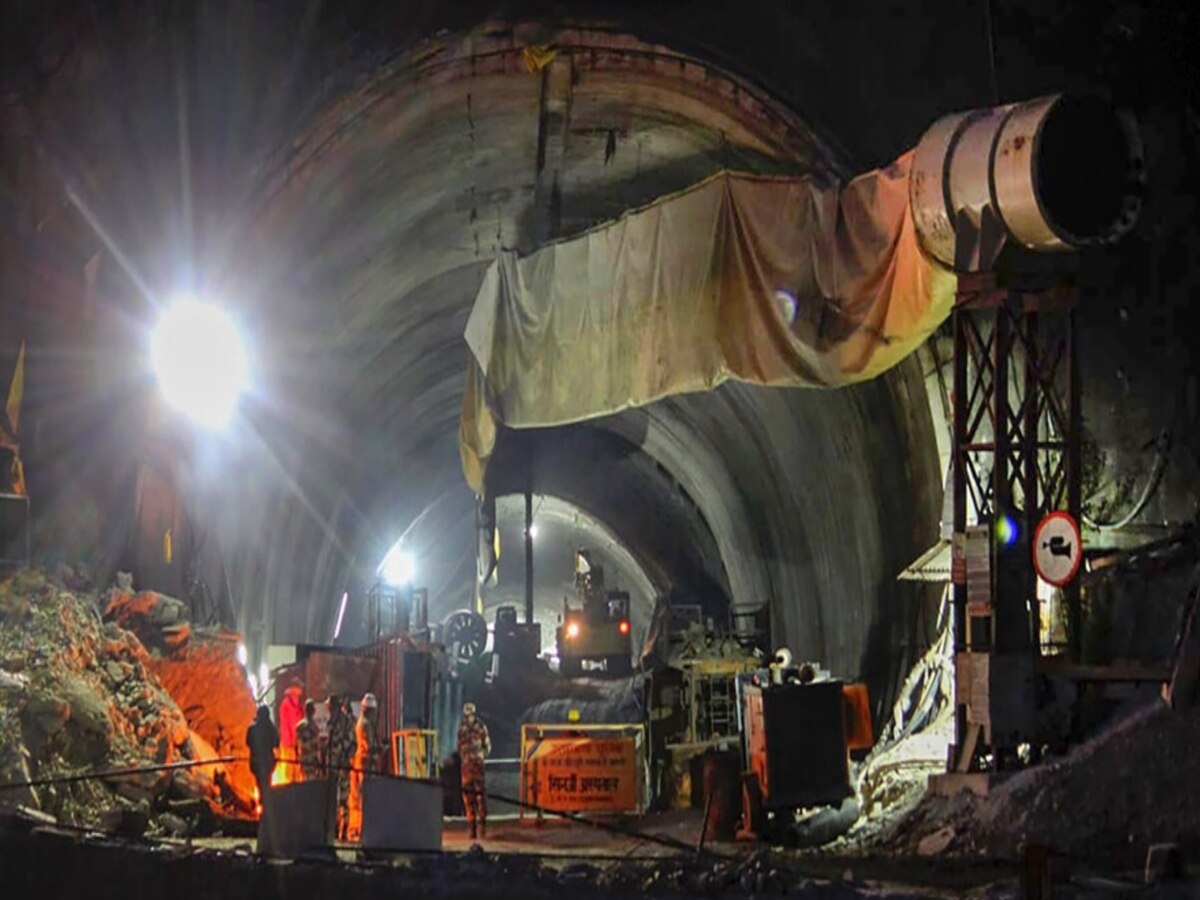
361,776,443,851
257,780,334,857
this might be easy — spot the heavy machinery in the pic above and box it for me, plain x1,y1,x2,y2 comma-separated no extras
556,549,633,677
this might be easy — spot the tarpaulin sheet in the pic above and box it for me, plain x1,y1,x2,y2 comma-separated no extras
460,152,956,492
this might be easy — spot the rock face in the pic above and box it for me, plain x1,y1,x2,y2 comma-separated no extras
0,569,242,832
103,589,187,651
105,587,258,810
145,632,258,804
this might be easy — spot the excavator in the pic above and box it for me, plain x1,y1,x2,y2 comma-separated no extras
556,549,633,677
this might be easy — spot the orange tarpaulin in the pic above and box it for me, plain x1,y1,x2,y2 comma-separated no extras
459,153,956,492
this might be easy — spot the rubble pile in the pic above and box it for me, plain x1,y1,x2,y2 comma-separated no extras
833,709,954,850
0,569,243,834
890,698,1200,866
106,588,258,805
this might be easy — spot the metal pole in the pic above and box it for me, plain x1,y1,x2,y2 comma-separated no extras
525,487,534,625
1023,308,1041,653
952,305,968,655
952,303,969,762
1067,306,1083,660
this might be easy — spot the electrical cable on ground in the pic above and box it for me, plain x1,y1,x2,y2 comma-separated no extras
0,756,732,863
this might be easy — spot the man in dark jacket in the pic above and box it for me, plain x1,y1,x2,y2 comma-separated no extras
246,705,279,802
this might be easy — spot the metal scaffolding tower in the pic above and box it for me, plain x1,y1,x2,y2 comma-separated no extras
950,272,1082,771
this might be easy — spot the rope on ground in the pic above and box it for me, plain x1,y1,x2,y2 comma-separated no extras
0,756,242,791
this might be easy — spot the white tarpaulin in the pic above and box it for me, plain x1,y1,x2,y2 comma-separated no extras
461,152,956,491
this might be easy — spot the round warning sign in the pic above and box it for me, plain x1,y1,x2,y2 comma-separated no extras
1033,511,1082,586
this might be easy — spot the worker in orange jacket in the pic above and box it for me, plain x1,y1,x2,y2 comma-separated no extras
347,693,380,841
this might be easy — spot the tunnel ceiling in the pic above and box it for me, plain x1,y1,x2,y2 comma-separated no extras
4,3,1198,721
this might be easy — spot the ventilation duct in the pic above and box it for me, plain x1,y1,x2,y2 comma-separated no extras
910,94,1145,270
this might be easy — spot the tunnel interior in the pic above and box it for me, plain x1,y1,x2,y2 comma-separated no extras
139,21,942,720
4,3,1197,744
0,14,961,726
483,492,659,653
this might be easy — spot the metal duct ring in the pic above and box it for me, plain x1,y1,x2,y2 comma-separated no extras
911,93,1145,269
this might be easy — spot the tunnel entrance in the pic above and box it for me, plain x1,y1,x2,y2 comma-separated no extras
486,493,658,660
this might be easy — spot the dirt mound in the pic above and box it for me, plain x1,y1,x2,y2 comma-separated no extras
143,627,257,804
0,570,241,834
892,698,1200,867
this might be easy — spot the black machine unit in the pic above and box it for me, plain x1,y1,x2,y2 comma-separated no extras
492,604,542,669
742,681,851,810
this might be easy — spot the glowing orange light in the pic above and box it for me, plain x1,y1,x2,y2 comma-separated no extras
566,622,580,639
271,748,297,786
618,620,630,635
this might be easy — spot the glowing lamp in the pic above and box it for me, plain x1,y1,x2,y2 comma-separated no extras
618,620,630,636
380,546,416,586
151,298,248,429
565,622,580,639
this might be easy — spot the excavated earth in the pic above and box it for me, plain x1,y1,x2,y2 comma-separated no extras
7,567,1200,897
0,568,255,837
882,697,1200,871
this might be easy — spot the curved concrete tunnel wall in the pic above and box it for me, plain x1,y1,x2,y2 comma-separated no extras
199,24,955,724
2,20,947,723
224,26,846,641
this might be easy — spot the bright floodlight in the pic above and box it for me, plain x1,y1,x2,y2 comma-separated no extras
151,298,248,428
528,524,539,539
380,545,416,586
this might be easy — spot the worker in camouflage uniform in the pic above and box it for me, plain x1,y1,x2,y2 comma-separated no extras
295,699,321,782
326,694,356,840
348,692,381,841
457,701,491,840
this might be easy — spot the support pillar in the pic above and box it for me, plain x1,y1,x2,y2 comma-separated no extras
950,273,1081,771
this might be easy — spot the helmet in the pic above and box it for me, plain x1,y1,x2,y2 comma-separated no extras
361,693,378,710
462,702,477,717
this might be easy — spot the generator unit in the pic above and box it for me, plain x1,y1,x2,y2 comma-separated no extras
742,680,853,811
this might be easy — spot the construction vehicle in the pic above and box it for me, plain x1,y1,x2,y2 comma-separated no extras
556,549,633,677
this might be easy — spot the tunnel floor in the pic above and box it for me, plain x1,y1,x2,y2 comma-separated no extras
1,807,1024,900
7,806,1196,900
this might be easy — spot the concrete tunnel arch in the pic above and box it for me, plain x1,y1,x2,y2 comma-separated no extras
207,24,947,722
0,17,950,725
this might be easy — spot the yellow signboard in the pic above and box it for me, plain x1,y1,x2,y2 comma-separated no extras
523,735,639,813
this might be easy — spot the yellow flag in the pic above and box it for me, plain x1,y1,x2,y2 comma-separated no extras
5,341,23,436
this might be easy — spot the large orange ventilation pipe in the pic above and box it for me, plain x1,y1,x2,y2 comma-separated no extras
910,94,1145,271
